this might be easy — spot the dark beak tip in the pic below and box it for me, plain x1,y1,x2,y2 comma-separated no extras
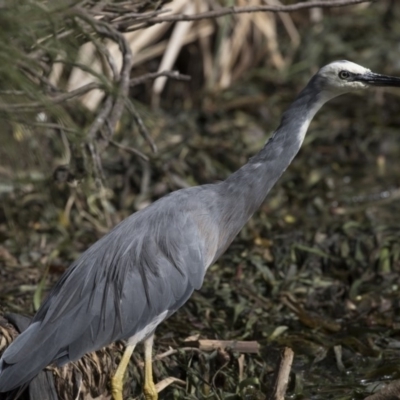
363,72,400,87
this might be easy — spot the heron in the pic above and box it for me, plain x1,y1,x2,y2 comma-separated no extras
1,60,400,400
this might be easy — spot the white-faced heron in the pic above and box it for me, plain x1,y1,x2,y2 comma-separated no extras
1,61,400,400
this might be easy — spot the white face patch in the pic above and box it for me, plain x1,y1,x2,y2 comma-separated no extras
318,60,371,95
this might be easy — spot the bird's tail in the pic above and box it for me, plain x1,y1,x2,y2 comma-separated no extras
0,322,58,393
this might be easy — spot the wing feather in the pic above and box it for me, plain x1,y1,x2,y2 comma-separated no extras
0,186,221,392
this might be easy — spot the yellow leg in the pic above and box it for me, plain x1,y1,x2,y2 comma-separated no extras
143,334,158,400
111,344,135,400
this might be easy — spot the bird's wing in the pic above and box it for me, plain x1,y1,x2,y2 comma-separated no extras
0,190,214,390
42,199,208,356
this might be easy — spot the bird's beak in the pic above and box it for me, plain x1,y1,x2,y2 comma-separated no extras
354,72,400,87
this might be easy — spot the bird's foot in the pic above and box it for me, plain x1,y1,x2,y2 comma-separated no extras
143,380,158,400
111,375,124,400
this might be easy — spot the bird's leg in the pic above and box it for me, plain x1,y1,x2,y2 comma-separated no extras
111,344,135,400
143,334,158,400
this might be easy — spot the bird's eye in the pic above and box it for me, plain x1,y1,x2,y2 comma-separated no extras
339,70,350,80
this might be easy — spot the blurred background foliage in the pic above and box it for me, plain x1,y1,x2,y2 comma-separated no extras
1,0,400,399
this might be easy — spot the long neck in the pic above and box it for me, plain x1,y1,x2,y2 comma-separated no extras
218,77,331,241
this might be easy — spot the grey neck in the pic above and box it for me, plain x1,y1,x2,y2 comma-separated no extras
217,76,331,242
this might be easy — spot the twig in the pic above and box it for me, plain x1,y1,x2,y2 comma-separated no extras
333,345,346,372
136,341,258,369
183,339,260,353
0,90,26,95
87,141,105,185
126,100,158,153
268,347,294,400
18,62,59,93
130,70,191,86
212,349,230,394
76,20,119,81
73,8,133,142
109,140,149,162
281,293,341,332
84,95,114,185
107,31,132,134
136,347,203,367
154,377,186,393
86,96,113,141
122,0,371,30
66,9,134,188
0,82,102,112
110,8,171,26
28,122,79,134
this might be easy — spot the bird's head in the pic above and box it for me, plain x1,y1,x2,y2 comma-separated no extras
317,60,400,96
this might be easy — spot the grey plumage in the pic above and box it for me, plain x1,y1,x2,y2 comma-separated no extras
0,187,212,389
1,60,400,394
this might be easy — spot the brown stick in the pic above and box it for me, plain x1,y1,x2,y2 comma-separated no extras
268,347,294,400
183,339,260,354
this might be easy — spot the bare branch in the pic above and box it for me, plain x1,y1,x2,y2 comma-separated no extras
109,140,149,162
75,20,119,81
19,62,59,93
107,34,132,133
73,9,133,136
268,347,294,400
28,122,80,134
119,0,371,30
183,339,260,353
87,140,105,187
0,90,26,96
130,70,191,86
126,100,158,154
0,82,101,112
86,95,113,141
0,0,372,190
92,8,170,23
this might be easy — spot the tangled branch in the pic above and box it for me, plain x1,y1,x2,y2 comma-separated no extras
0,0,373,187
121,0,371,30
